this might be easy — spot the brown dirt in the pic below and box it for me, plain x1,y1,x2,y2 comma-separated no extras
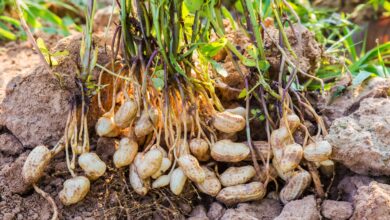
327,97,390,176
264,24,323,76
321,200,353,220
352,181,390,219
274,195,320,220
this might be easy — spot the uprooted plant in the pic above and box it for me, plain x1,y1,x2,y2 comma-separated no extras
21,0,337,218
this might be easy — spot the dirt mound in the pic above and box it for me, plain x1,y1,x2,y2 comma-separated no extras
326,97,390,175
0,133,23,156
274,195,320,220
0,41,41,102
318,77,390,125
221,199,282,220
352,181,390,219
0,64,77,148
264,24,323,76
0,33,111,148
321,200,353,220
337,175,374,202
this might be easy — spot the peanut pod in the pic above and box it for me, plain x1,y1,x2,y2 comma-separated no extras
135,149,163,179
270,127,291,161
319,159,334,177
212,111,245,133
22,145,52,185
272,158,296,181
78,152,106,180
216,182,266,205
134,108,159,137
189,138,210,161
280,170,312,204
113,138,138,168
170,167,187,195
114,100,138,128
303,140,332,162
152,175,170,189
59,176,90,206
279,143,303,173
96,116,118,137
225,106,246,118
281,114,300,131
195,166,221,196
178,154,205,183
211,140,250,162
151,157,172,179
129,164,150,196
219,165,256,187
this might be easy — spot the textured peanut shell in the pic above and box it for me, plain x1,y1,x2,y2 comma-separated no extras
114,100,138,128
219,165,256,187
135,149,163,179
272,158,296,181
281,114,300,131
304,140,332,162
59,176,90,206
151,157,172,179
271,127,291,161
152,175,170,188
195,166,221,196
178,154,205,183
22,145,52,184
225,106,246,118
113,138,138,168
211,140,250,162
212,111,246,133
96,116,117,137
280,170,312,204
170,167,187,195
279,143,303,173
216,182,266,205
134,108,159,137
189,138,210,161
129,164,150,196
78,152,106,180
320,159,334,177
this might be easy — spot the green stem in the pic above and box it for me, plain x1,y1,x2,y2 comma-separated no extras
244,0,265,60
271,2,297,59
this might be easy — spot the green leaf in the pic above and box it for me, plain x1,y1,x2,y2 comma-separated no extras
210,60,228,77
0,16,20,27
352,70,373,86
258,60,270,71
234,0,244,14
243,58,256,67
0,26,16,40
184,0,203,13
51,50,69,58
238,88,247,99
152,78,164,91
36,38,49,55
199,37,227,58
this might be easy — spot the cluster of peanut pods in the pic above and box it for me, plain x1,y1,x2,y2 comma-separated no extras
22,97,333,206
271,114,333,204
